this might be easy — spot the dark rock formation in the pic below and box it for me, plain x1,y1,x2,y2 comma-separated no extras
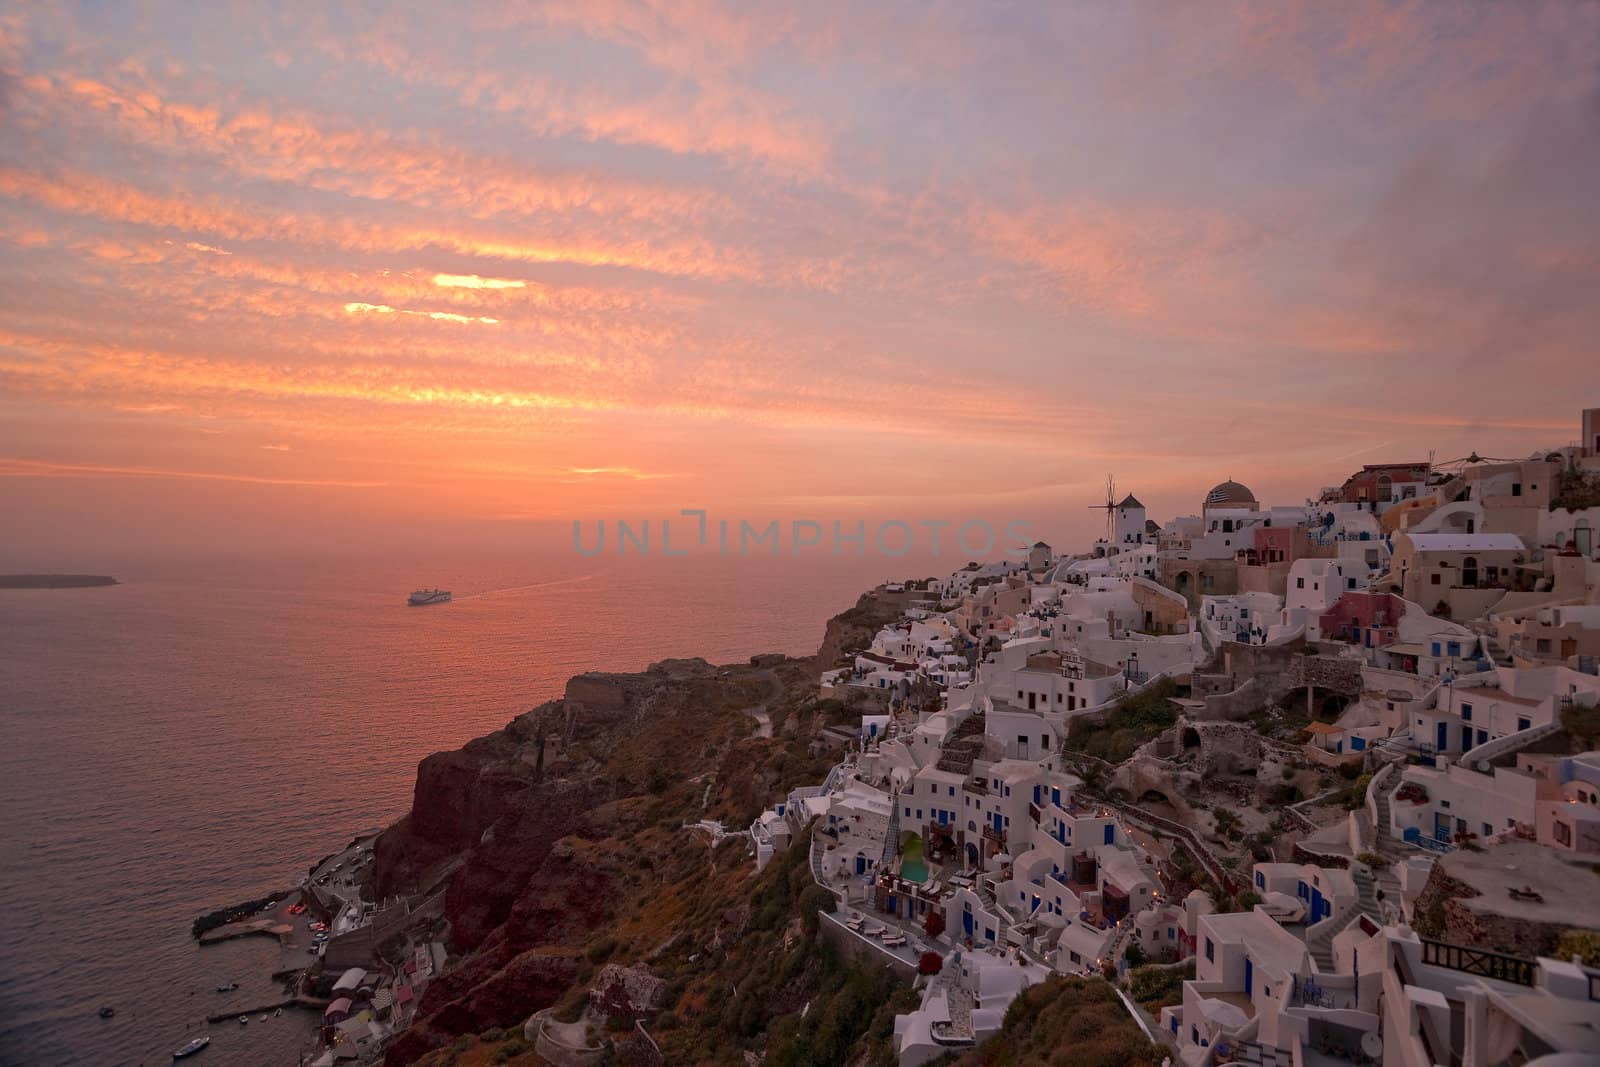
371,647,833,1065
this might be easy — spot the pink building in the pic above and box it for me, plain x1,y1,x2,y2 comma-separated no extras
1318,591,1406,649
1246,524,1308,565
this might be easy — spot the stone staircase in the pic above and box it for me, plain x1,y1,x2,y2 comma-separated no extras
936,714,987,774
1461,719,1564,770
1353,867,1381,918
976,878,1013,946
1464,620,1514,668
1365,761,1413,862
1372,776,1393,839
1307,865,1390,972
1105,920,1135,972
1306,923,1339,971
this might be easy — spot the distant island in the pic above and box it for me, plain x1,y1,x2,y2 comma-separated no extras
0,574,118,589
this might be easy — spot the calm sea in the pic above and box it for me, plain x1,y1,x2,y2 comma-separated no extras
0,550,902,1067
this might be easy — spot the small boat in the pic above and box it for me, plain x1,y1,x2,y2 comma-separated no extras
407,588,452,606
98,1006,116,1019
172,1035,210,1059
215,982,238,993
274,1008,283,1017
259,1012,270,1022
238,1014,248,1025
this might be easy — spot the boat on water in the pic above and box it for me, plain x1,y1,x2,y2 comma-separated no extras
172,1035,210,1059
407,588,452,606
98,1006,115,1019
215,981,237,993
238,1015,248,1025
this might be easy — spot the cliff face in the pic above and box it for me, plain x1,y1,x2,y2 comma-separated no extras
370,651,839,1065
813,588,909,678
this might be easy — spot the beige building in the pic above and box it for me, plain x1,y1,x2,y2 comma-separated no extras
1156,556,1239,611
1388,531,1525,616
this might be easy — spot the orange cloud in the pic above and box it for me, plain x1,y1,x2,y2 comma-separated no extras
432,273,526,290
0,164,759,282
343,301,500,325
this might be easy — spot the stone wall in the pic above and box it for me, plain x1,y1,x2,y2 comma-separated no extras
1410,862,1568,958
1290,654,1363,697
816,913,919,980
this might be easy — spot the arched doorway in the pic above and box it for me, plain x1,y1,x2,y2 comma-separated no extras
1462,556,1478,588
964,841,979,868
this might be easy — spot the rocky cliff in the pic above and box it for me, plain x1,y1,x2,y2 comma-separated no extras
370,650,843,1065
813,587,911,679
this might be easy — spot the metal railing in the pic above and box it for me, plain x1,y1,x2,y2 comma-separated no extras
1420,938,1535,987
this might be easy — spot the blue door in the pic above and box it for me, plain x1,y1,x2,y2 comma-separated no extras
1311,888,1324,921
1244,956,1253,997
1461,725,1472,751
855,855,866,875
1104,823,1115,845
1435,812,1451,843
963,908,974,937
993,812,1004,832
1436,722,1448,752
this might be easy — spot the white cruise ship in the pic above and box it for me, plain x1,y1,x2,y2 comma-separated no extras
407,588,452,606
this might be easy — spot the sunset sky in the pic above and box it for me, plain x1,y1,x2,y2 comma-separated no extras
2,2,1597,559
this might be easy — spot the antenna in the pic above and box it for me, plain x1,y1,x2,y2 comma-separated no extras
1087,474,1116,543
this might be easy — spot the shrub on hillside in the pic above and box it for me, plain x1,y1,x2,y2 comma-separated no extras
1127,960,1194,1011
918,951,943,976
1556,929,1600,967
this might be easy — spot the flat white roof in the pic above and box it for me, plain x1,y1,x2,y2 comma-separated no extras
1407,533,1524,552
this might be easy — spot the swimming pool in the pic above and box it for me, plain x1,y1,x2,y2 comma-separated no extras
898,831,930,883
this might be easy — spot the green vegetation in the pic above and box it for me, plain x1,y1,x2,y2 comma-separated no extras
638,826,913,1065
1212,809,1239,836
1562,703,1600,750
1331,772,1372,811
1551,463,1600,512
1064,679,1180,764
939,976,1164,1067
1126,959,1195,1013
1555,929,1600,967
